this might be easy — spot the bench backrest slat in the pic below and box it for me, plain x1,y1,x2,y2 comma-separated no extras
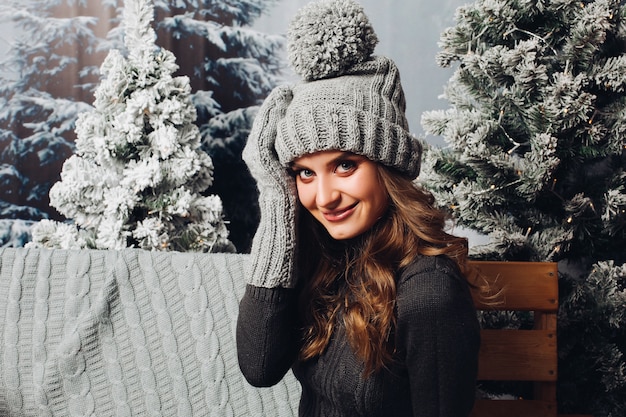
470,261,558,311
471,398,557,417
467,260,559,417
479,329,557,381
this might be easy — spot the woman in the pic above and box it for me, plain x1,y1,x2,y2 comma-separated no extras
236,1,480,416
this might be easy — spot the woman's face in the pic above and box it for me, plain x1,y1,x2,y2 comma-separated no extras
291,150,389,240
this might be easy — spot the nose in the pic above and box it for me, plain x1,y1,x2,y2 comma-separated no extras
315,174,340,208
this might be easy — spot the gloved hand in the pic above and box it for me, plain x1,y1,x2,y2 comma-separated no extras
242,85,298,288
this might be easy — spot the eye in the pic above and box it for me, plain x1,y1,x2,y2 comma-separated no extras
296,168,315,180
335,159,357,174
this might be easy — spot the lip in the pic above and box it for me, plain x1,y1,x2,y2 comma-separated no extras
322,202,358,222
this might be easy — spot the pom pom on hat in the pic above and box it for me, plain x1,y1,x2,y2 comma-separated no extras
287,0,379,81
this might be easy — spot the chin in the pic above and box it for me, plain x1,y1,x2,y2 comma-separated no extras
325,226,368,241
328,232,354,241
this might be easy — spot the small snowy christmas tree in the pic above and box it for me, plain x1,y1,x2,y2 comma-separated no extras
421,0,626,415
1,0,283,250
28,0,234,253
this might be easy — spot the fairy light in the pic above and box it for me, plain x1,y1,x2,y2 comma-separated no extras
548,244,562,259
507,144,521,154
473,179,522,196
567,216,573,224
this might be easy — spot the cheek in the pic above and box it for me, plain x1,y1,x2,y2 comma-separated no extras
361,181,389,217
296,182,316,211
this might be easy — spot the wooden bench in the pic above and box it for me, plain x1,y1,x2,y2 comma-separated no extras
467,260,592,417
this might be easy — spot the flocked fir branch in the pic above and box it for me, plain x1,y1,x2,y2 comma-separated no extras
0,1,100,222
28,0,234,253
420,0,626,415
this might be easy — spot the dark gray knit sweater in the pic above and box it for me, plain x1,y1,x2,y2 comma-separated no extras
236,255,480,417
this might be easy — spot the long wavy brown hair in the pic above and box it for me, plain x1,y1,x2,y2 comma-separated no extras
297,164,470,376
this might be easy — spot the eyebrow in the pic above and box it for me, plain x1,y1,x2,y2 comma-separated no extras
290,152,360,171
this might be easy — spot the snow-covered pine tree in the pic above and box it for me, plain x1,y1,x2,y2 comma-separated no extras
0,0,284,251
28,0,234,253
0,0,100,231
420,0,626,415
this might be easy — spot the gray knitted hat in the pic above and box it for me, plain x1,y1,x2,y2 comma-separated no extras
269,0,422,178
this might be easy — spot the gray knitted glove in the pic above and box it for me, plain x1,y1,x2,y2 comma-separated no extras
242,85,298,288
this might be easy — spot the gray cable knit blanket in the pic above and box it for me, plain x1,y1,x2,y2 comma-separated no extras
0,248,301,416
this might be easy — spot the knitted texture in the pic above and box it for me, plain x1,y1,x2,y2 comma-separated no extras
0,248,301,416
275,55,422,178
287,0,378,81
272,0,422,179
237,255,480,416
242,86,299,288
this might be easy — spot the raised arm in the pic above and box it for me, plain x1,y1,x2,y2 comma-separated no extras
236,85,301,387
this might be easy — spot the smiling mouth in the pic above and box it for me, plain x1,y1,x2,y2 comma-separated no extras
322,202,358,222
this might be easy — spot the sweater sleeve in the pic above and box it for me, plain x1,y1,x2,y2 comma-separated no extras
395,256,480,417
236,284,301,387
